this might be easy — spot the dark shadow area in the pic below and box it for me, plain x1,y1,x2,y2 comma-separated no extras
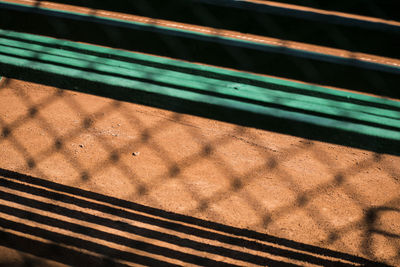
0,168,390,266
0,230,130,267
24,0,400,58
0,4,399,100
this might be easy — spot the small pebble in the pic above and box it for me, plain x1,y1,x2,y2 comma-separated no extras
79,144,84,148
132,152,140,156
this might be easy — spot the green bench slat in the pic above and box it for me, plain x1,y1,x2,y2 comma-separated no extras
1,37,399,129
2,29,399,110
0,30,399,141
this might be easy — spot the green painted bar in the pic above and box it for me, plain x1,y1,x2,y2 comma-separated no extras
0,37,399,129
1,29,399,111
1,36,398,120
1,47,399,141
0,38,397,121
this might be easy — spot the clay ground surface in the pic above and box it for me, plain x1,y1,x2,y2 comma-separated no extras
0,78,399,266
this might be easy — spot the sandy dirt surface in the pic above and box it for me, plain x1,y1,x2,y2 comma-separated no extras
0,78,399,266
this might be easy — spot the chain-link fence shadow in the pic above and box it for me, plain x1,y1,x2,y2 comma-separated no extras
0,75,399,265
0,0,400,266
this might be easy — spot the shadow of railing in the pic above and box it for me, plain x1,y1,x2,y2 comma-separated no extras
0,168,389,266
